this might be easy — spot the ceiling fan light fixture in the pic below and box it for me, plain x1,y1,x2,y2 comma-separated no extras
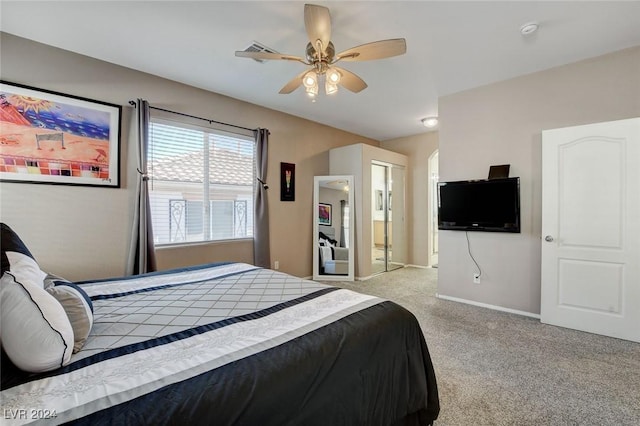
237,4,407,98
303,71,318,89
306,84,319,97
326,68,341,84
325,80,338,95
422,117,439,128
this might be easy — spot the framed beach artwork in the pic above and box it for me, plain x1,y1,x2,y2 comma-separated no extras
0,81,121,187
318,203,332,226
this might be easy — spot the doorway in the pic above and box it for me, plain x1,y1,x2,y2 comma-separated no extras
428,150,439,267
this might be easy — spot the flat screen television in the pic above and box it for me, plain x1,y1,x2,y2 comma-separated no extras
438,177,521,233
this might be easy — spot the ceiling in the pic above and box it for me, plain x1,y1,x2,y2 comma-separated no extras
2,1,639,141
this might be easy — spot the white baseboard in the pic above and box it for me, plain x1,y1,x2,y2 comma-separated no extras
435,294,541,319
406,264,432,269
356,275,374,281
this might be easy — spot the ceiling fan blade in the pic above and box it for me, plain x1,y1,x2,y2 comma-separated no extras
333,66,368,93
279,70,309,94
304,4,331,54
235,51,306,63
335,38,407,62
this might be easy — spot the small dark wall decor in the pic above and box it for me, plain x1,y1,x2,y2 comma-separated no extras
280,162,295,201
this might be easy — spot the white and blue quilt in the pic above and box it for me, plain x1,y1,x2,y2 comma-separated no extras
1,262,439,425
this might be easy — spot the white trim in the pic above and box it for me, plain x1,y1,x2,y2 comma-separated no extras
155,238,253,250
406,264,431,269
435,294,541,319
356,274,375,281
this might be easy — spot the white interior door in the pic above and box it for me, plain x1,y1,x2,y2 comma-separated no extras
541,118,640,342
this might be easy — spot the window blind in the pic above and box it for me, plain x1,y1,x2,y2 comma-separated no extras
148,119,255,245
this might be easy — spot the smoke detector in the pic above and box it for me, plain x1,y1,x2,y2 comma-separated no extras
520,22,539,36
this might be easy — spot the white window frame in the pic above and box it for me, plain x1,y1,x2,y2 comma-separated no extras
148,115,255,246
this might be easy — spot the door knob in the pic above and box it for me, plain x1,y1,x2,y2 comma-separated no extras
544,235,554,242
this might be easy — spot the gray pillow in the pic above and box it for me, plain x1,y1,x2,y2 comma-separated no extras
46,283,94,353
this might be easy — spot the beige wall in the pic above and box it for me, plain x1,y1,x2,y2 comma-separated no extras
0,33,378,281
437,46,640,314
381,131,439,267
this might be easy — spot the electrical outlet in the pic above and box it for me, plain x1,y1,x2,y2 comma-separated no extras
274,260,280,270
473,273,481,284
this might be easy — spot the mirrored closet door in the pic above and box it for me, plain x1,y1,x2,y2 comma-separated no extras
371,162,406,274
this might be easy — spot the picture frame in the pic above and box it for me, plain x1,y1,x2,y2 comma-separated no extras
0,81,121,187
280,162,295,201
375,190,383,211
318,203,332,226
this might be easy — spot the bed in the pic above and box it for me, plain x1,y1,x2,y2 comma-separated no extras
1,239,439,425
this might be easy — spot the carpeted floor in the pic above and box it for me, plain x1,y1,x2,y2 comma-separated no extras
325,267,640,425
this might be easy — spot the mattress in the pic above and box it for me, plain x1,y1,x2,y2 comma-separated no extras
1,262,439,425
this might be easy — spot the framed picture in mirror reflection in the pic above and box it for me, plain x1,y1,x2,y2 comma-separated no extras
318,203,332,226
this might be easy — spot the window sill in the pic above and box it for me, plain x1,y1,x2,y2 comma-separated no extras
155,238,253,250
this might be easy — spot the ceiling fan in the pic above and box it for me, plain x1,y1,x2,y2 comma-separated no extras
235,3,406,98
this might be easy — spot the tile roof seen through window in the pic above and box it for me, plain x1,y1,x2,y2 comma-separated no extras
150,147,253,186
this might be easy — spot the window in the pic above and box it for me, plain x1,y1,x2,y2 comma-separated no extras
148,119,254,245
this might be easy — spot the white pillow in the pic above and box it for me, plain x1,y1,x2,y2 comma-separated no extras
4,251,46,288
47,283,94,353
0,272,74,372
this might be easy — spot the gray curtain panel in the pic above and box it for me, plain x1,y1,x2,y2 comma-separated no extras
253,128,271,268
127,99,157,275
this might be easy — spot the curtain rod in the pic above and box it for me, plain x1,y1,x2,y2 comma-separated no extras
128,100,257,133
